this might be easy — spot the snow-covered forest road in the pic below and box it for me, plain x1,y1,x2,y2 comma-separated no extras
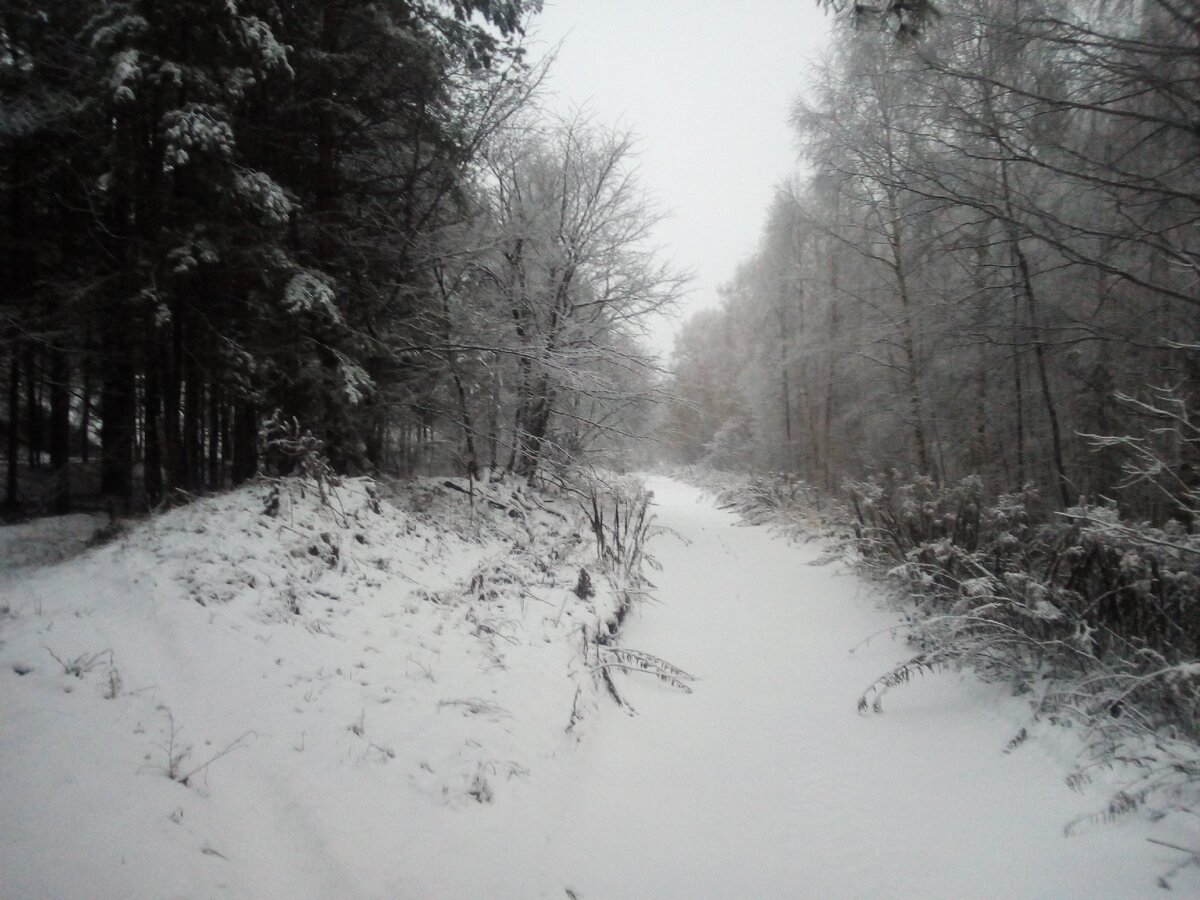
429,477,1183,898
2,477,1190,899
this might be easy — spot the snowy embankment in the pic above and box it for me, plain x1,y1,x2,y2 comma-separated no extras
1,475,1196,897
0,476,622,898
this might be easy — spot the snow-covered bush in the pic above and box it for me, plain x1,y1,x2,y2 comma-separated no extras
260,412,340,505
585,476,660,593
558,470,691,705
844,471,1200,825
683,461,1200,827
846,473,1200,696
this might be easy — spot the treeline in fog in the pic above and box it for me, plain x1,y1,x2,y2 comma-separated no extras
666,0,1200,746
668,0,1198,528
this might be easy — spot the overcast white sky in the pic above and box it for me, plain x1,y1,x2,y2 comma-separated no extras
527,1,832,357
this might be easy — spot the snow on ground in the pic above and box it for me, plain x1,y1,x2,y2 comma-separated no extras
517,476,1200,897
0,512,109,572
1,475,1195,898
0,476,614,899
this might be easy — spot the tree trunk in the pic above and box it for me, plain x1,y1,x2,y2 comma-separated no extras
973,343,989,476
207,379,221,489
822,249,840,491
435,270,479,479
315,2,342,267
519,373,555,483
100,334,136,507
49,347,70,514
5,346,19,509
80,355,92,465
220,395,233,486
183,350,203,491
25,342,39,468
1012,291,1026,487
969,227,992,480
231,401,258,484
451,366,479,480
165,303,184,491
143,321,163,508
1000,159,1071,508
777,296,795,472
885,199,931,476
505,240,529,474
488,363,500,472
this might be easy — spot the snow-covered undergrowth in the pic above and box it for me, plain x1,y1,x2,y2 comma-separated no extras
0,472,640,898
676,465,1200,886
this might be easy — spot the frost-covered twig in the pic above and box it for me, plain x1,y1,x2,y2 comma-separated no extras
589,663,693,693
